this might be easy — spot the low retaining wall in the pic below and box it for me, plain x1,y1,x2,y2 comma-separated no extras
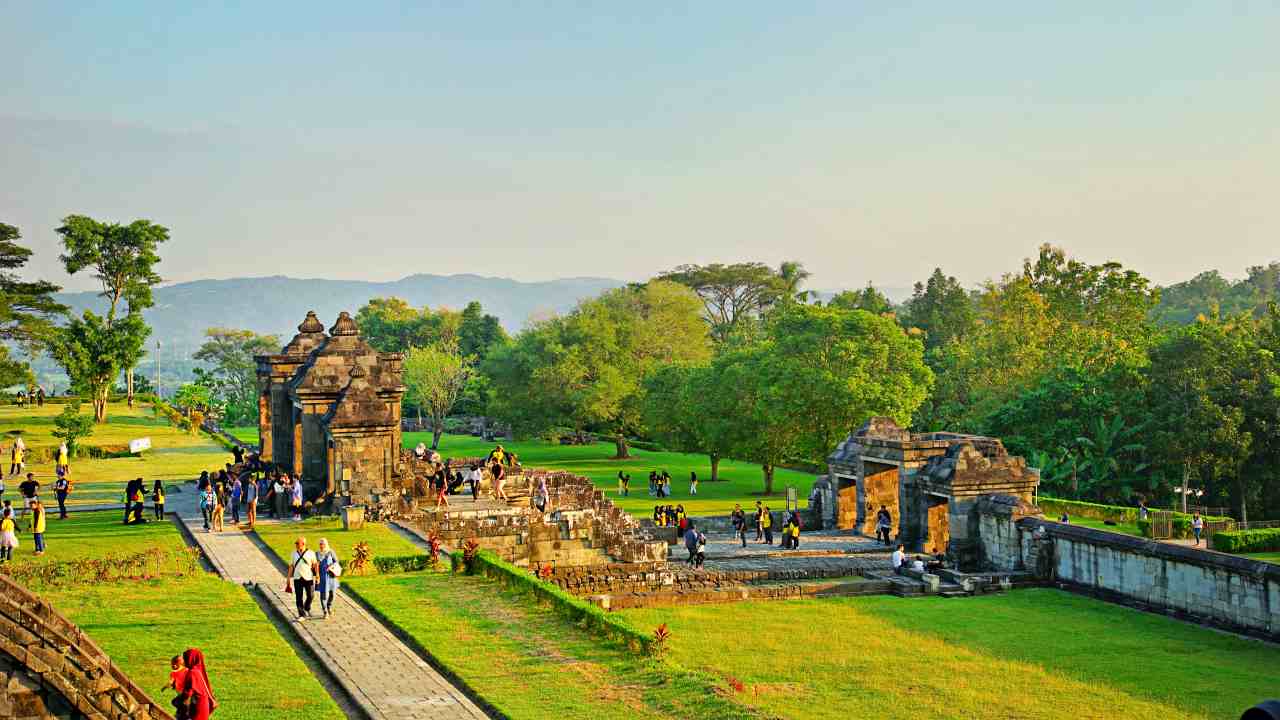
981,507,1280,640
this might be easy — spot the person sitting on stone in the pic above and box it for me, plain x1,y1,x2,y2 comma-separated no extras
911,555,925,572
891,544,906,572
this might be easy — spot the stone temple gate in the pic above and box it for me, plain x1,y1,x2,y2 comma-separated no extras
822,417,1039,563
255,311,406,505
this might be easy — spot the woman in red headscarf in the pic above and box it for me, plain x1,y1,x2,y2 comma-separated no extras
180,648,218,719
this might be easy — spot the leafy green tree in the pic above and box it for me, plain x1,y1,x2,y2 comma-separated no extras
1073,416,1150,502
659,262,791,343
54,215,167,414
640,363,738,480
192,328,281,425
0,223,66,349
51,400,95,457
828,284,894,315
172,382,213,416
900,268,975,352
458,301,509,360
52,312,149,422
486,281,710,457
403,343,475,450
354,297,462,352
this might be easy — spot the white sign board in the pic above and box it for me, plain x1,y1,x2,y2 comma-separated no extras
129,437,152,454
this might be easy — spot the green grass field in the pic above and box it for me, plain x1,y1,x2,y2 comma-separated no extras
228,426,816,517
253,515,425,573
342,571,758,719
618,590,1280,720
14,511,344,719
1242,551,1280,564
2,402,230,507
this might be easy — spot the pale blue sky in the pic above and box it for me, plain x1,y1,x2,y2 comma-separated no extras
3,2,1278,292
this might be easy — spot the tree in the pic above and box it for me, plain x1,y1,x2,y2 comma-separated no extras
899,268,975,353
172,382,213,416
0,223,66,350
354,297,464,353
828,284,894,316
641,362,738,480
1073,416,1150,502
776,260,812,304
458,301,509,360
403,343,475,450
51,401,95,457
55,215,167,411
659,262,790,343
51,311,149,422
485,281,710,457
192,328,280,425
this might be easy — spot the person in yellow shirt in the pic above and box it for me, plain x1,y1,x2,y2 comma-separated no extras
761,505,774,545
0,509,17,561
31,499,47,556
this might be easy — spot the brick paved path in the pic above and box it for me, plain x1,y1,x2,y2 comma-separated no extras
171,487,489,720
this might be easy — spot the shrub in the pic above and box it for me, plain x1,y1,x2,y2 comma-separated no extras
1212,528,1280,554
372,554,434,574
1038,497,1139,524
349,541,372,575
0,546,202,590
51,400,95,457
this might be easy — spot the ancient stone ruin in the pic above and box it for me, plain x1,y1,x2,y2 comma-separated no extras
822,417,1039,564
255,311,406,505
0,574,172,719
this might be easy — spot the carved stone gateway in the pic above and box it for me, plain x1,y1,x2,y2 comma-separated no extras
255,311,406,505
827,417,1039,562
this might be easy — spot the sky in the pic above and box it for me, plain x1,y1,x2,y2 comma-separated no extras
3,1,1278,294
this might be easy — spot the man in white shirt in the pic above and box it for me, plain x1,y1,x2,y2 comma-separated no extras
288,537,319,620
890,544,905,573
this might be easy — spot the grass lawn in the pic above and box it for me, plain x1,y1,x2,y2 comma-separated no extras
254,516,425,572
228,426,816,517
1067,517,1145,537
3,402,230,507
1241,551,1280,564
618,589,1280,720
15,510,345,720
343,571,759,719
3,509,186,565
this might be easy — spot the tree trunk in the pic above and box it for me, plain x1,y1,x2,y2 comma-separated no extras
762,463,774,495
126,367,135,407
709,453,720,482
614,434,630,459
94,386,108,423
1236,477,1248,524
431,425,443,451
1181,465,1190,514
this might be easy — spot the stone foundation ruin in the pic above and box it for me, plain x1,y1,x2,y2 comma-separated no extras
821,417,1039,564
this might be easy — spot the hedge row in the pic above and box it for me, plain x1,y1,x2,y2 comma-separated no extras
372,554,436,574
451,549,655,655
1211,528,1280,554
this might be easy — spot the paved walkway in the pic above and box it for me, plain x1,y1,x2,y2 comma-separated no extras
170,487,489,720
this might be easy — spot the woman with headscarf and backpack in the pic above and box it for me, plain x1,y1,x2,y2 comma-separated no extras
179,648,218,719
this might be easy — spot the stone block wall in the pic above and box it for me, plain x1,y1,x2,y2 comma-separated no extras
977,503,1280,640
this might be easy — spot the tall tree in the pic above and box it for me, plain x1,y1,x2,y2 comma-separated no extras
899,268,975,352
354,297,461,353
192,328,281,425
659,262,789,343
403,343,475,450
52,311,149,422
55,215,167,410
485,280,710,457
828,284,894,316
0,223,66,349
457,300,509,360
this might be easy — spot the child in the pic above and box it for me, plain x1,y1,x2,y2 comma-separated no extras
211,492,224,533
153,479,166,520
0,506,17,562
166,654,190,720
30,499,45,556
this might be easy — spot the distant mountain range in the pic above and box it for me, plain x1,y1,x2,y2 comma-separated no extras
53,274,626,358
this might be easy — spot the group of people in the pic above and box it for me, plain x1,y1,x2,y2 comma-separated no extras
644,470,699,498
197,464,303,532
0,439,72,561
729,501,796,547
411,443,521,508
10,386,46,408
164,648,217,720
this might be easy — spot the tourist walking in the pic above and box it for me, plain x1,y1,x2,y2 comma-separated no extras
53,472,70,520
152,479,166,519
316,537,342,619
535,476,549,513
1191,512,1204,546
754,501,765,541
18,473,39,522
9,437,25,478
731,503,746,548
178,648,218,720
288,537,319,620
211,487,224,533
244,472,258,529
199,482,215,531
492,462,508,502
875,505,893,545
0,505,17,561
689,471,698,495
684,522,700,566
761,505,774,545
56,441,69,478
30,499,46,556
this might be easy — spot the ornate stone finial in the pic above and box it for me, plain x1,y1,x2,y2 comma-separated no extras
349,363,367,379
330,311,359,336
298,311,325,334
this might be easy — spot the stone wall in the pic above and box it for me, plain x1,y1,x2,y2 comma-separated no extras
977,501,1280,640
0,574,172,719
